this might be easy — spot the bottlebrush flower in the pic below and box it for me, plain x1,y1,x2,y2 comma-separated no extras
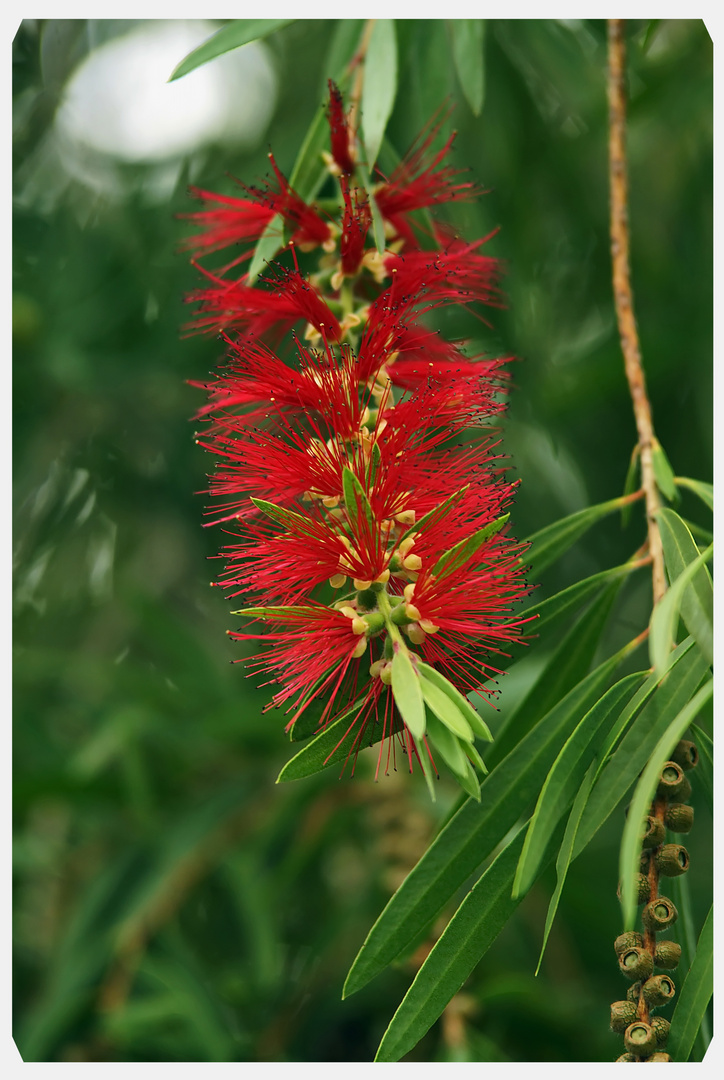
185,81,531,799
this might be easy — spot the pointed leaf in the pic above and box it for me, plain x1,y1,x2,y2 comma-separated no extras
230,604,320,620
419,676,473,742
667,906,713,1062
247,212,285,285
674,476,713,511
520,558,644,638
649,544,713,674
656,508,713,665
525,493,639,577
513,672,644,899
689,722,712,810
361,19,398,170
431,513,509,578
390,644,426,738
449,19,485,116
416,661,492,741
652,436,679,502
342,466,375,534
619,679,712,930
424,712,469,777
398,485,469,544
358,162,387,255
343,647,625,998
621,445,640,527
277,696,391,781
250,497,318,539
169,19,294,81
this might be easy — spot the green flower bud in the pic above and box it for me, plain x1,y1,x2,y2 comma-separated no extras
654,844,690,877
611,1000,639,1033
624,1021,658,1058
663,803,694,833
642,974,676,1008
642,897,678,932
641,815,666,849
670,739,698,771
651,1017,671,1047
656,762,691,802
654,941,682,970
614,931,644,957
619,947,654,982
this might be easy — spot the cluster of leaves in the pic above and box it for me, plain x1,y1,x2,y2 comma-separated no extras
13,18,711,1063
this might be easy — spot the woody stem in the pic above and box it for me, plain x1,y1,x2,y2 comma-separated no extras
607,19,666,607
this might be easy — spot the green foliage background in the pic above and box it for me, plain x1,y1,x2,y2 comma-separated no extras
13,19,712,1062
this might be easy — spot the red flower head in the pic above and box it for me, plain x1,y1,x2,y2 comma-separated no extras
184,82,531,799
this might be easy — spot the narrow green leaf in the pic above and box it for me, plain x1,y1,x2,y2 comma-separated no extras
247,212,285,285
169,19,294,81
361,19,398,169
449,19,485,116
374,821,561,1062
277,696,386,782
621,445,640,527
391,645,425,738
513,672,644,899
573,643,710,857
649,544,713,675
414,737,438,803
250,496,317,539
431,513,509,578
490,583,620,766
419,676,473,742
230,604,319,620
320,19,364,96
667,906,713,1062
670,874,712,1056
519,558,644,638
535,761,597,975
674,475,713,511
525,493,639,577
398,486,469,544
416,661,492,741
619,680,712,930
424,712,469,776
689,722,713,810
342,466,375,534
343,647,624,998
656,508,713,665
652,436,679,502
357,162,387,255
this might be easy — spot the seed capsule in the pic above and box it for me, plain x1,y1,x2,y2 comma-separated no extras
626,981,642,1003
654,941,681,970
642,974,676,1008
646,1052,672,1062
614,931,644,957
641,815,666,849
624,1021,658,1058
654,844,690,878
618,947,654,982
615,1054,637,1063
642,897,678,932
610,1000,639,1033
670,739,698,771
663,803,694,833
656,762,692,802
618,873,651,905
651,1017,671,1047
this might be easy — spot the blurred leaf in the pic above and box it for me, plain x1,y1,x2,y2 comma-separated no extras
573,643,710,857
621,445,640,526
519,557,644,638
689,721,713,810
670,873,712,1056
674,476,713,511
247,213,285,285
362,19,398,169
656,508,713,665
525,493,641,577
374,822,528,1061
169,20,295,81
391,644,426,738
357,162,386,254
651,436,679,502
649,543,712,675
667,906,713,1062
618,680,712,930
449,19,485,115
321,19,365,95
343,645,625,998
513,672,643,899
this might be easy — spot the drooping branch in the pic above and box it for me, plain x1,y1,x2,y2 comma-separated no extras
607,19,666,606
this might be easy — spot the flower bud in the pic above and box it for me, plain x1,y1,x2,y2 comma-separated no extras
618,947,654,982
654,941,681,970
407,624,426,645
650,1017,670,1047
624,1022,658,1058
329,573,347,588
663,803,694,833
654,844,689,877
610,1000,639,1033
646,1052,671,1062
670,739,698,771
626,981,642,1003
641,815,666,849
641,974,676,1008
656,762,691,802
642,897,678,932
614,931,644,957
351,637,367,659
379,661,393,685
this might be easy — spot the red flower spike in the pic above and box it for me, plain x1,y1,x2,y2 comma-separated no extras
185,81,532,795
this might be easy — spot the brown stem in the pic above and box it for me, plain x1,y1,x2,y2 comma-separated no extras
607,19,666,606
347,20,376,155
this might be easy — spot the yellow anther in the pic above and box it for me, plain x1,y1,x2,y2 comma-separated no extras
419,619,439,635
407,624,427,645
329,508,345,520
351,617,368,636
304,322,321,342
369,659,385,678
322,237,337,254
328,573,347,589
373,569,390,584
341,311,361,331
330,268,344,292
405,603,422,622
339,606,358,620
352,637,368,659
353,578,373,590
398,536,416,557
402,553,423,571
403,582,416,602
395,509,416,526
322,495,340,508
379,661,393,685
